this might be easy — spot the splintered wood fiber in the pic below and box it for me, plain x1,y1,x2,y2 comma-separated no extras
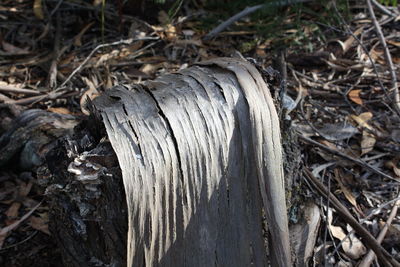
93,58,290,267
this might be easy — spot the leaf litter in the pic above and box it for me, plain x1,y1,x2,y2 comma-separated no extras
0,0,399,266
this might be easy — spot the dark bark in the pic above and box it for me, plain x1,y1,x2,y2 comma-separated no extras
43,129,128,267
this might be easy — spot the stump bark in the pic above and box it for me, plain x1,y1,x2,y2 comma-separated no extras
4,57,294,267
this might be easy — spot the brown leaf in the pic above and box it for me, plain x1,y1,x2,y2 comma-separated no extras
340,27,363,54
350,112,373,129
387,40,400,47
29,215,50,235
80,77,99,115
92,0,103,6
0,202,41,248
140,63,163,75
329,223,366,259
47,107,73,115
2,41,30,55
386,159,400,177
5,202,21,224
334,169,362,214
18,181,33,197
348,89,363,105
5,181,33,224
361,130,376,155
73,22,95,47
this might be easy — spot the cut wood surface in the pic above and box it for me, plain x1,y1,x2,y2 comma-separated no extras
94,57,291,266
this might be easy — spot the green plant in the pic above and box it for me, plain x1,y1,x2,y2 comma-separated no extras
168,0,184,20
378,0,398,6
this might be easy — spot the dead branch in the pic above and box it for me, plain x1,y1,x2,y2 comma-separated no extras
371,0,398,17
203,0,311,40
359,191,400,266
57,37,159,89
299,135,399,182
0,85,42,95
304,169,400,267
366,0,400,114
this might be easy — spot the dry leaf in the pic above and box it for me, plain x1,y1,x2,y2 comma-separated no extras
165,24,177,41
0,202,41,248
386,159,400,177
333,169,362,214
92,0,103,6
290,202,320,266
340,27,363,53
74,22,95,47
370,48,384,63
5,203,21,223
29,215,50,235
5,181,33,224
361,130,376,155
33,0,44,20
140,63,163,75
348,89,363,105
350,112,373,130
387,40,400,47
318,122,358,141
80,77,99,115
2,41,29,55
329,224,366,259
47,107,72,115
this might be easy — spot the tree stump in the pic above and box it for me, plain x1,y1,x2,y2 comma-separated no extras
42,57,292,266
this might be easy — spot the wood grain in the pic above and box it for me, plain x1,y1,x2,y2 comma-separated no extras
94,57,291,266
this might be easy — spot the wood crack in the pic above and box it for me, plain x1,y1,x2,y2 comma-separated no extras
142,85,187,207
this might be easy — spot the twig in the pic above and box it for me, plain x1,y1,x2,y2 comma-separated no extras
359,191,400,267
57,37,159,89
303,169,400,267
366,0,400,114
331,3,398,116
3,88,78,106
0,85,42,95
298,135,399,182
0,231,38,251
50,0,64,17
371,0,397,17
331,195,400,258
203,0,311,40
0,93,12,102
48,10,62,89
0,202,42,248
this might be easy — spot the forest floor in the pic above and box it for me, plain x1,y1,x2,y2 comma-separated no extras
0,0,399,266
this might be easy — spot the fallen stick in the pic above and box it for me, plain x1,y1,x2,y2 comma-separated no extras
304,169,400,267
203,0,311,40
366,0,400,114
299,135,399,182
0,85,42,95
57,37,159,89
358,192,400,267
371,0,398,17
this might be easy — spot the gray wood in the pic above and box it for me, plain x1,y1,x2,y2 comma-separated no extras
94,57,291,267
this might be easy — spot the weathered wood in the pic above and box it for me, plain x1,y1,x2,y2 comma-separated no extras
0,109,79,169
92,57,291,266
